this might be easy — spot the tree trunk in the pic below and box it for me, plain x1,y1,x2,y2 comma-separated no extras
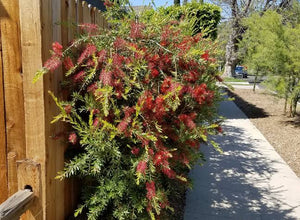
223,0,240,78
253,72,258,92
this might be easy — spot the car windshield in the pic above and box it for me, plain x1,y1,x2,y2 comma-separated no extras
235,67,243,71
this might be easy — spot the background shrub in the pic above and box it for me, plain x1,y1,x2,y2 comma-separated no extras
140,2,221,39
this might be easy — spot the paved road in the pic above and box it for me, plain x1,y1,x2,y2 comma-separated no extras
184,99,300,220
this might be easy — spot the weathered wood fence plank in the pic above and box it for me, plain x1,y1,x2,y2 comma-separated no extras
1,0,108,219
0,22,8,204
0,0,26,197
0,189,34,220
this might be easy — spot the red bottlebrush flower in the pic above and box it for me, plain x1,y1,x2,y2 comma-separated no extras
104,0,114,7
160,77,172,94
73,70,85,83
216,125,223,133
139,91,154,112
99,69,113,86
52,42,63,57
79,23,99,34
97,49,107,64
151,68,159,78
63,56,74,70
130,22,145,39
181,153,189,165
131,147,140,155
183,71,199,83
78,44,97,64
191,83,214,105
148,148,154,156
44,55,61,72
146,181,156,200
68,132,77,145
117,120,129,132
154,151,169,166
201,50,209,61
162,167,176,179
87,83,98,93
113,37,127,50
93,117,100,127
112,53,125,67
185,140,200,150
64,104,72,114
137,160,147,175
124,106,135,119
178,114,196,130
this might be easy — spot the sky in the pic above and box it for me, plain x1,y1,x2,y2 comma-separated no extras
129,0,172,7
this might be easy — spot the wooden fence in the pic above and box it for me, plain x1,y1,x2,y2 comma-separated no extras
0,0,107,219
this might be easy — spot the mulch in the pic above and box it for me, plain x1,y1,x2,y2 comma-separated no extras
227,88,300,177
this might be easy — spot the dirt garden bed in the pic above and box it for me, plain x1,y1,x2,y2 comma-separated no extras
227,88,300,177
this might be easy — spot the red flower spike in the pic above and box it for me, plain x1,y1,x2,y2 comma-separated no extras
130,22,145,39
99,69,113,86
146,181,156,200
52,42,63,57
87,83,98,93
178,114,196,130
162,167,176,179
137,161,147,174
104,0,114,7
78,44,97,64
151,68,159,78
148,148,154,156
97,50,107,64
80,23,99,34
73,71,85,83
63,56,74,70
160,77,172,94
68,132,77,145
131,147,140,155
117,120,129,132
64,104,72,114
113,37,127,50
201,51,209,61
93,117,100,127
44,55,61,72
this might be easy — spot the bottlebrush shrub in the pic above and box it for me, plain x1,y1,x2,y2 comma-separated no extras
35,19,223,220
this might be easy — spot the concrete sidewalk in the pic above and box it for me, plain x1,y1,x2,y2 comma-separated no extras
184,99,300,220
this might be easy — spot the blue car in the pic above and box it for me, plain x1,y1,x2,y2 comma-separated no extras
234,66,248,78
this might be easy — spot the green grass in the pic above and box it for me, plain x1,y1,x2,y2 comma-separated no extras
223,77,246,82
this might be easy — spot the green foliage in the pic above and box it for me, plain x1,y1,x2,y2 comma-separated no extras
140,2,221,39
241,8,300,114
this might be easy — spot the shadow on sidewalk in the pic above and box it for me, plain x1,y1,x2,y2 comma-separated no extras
185,122,299,220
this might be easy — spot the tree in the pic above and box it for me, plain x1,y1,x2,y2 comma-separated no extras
242,9,300,116
216,0,294,77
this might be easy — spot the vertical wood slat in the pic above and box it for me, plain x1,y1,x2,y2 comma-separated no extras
77,0,83,33
67,0,77,42
18,0,45,219
0,0,26,197
0,24,8,203
51,1,65,219
82,1,91,24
